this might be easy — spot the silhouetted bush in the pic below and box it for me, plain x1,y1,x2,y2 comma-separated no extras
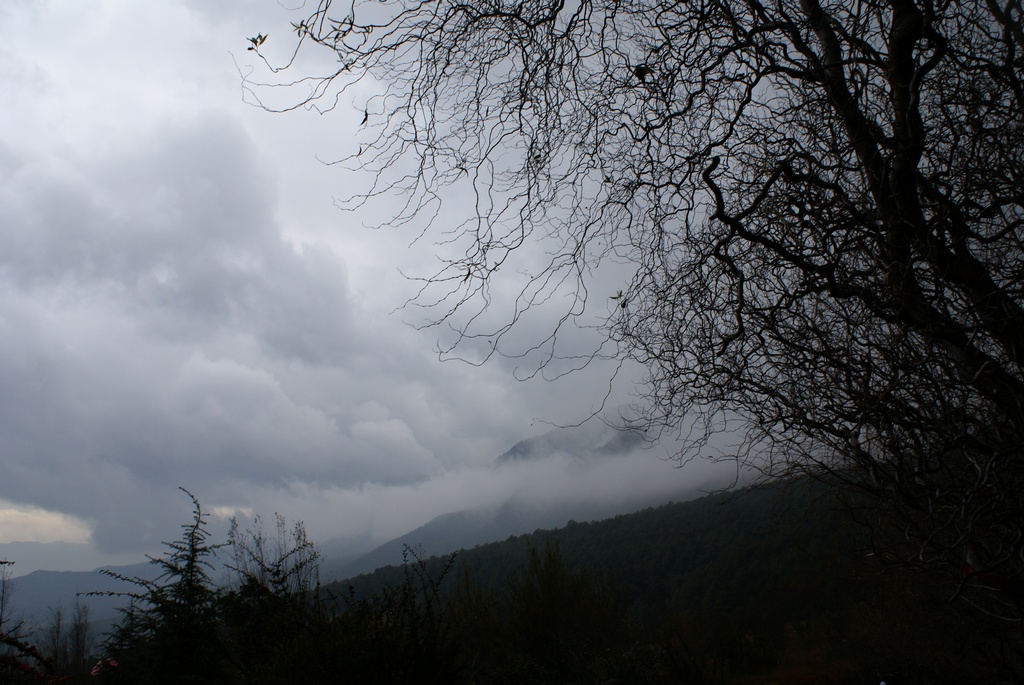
92,489,228,685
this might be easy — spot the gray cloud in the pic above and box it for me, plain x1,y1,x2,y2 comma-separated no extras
0,1,723,573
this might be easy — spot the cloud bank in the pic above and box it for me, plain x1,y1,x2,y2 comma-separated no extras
0,1,724,574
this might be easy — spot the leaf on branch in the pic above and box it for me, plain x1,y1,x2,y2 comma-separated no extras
247,33,268,51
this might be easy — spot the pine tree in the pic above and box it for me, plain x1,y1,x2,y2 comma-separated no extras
93,488,227,684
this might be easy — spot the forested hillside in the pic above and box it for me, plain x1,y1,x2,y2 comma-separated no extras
328,479,1023,683
3,480,1021,683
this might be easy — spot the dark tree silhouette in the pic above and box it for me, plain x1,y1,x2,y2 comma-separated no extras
92,488,227,684
0,561,63,684
39,600,93,677
219,514,329,684
225,513,321,601
248,0,1024,617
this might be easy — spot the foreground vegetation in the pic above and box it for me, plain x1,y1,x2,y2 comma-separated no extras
2,482,1022,684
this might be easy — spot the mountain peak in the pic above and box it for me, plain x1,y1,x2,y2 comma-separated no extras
497,421,647,465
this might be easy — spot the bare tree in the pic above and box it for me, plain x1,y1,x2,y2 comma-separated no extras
0,560,13,635
39,600,93,675
69,600,92,675
226,513,321,601
41,606,66,672
248,0,1024,617
0,561,62,683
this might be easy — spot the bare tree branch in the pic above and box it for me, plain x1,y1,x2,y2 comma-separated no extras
249,0,1024,619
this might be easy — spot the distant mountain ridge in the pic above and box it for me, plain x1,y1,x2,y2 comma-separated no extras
324,494,676,581
0,541,142,578
5,562,155,629
324,421,690,581
497,423,647,464
327,478,852,612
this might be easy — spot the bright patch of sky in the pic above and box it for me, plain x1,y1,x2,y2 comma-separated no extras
0,501,91,544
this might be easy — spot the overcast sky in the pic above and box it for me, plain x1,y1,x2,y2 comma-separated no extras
0,1,730,575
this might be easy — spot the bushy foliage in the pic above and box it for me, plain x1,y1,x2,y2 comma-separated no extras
327,547,460,685
450,541,638,685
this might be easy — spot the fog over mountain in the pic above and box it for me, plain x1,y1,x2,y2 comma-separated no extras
4,421,732,628
324,422,722,579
